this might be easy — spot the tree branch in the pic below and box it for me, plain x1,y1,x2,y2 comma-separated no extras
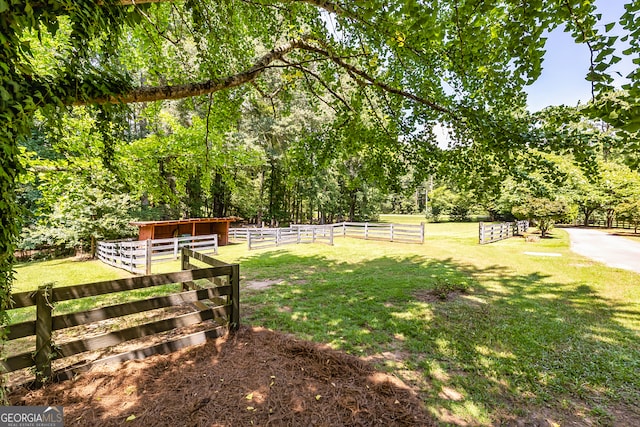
75,39,306,105
296,40,452,114
73,37,451,115
282,59,353,111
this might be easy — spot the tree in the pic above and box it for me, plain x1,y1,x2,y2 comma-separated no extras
19,108,138,256
599,161,640,228
512,197,576,238
616,200,640,233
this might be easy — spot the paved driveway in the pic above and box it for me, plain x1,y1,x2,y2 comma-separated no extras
563,227,640,273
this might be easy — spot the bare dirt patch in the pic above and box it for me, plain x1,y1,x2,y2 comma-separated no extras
244,278,308,290
414,289,464,303
9,326,434,426
244,278,283,290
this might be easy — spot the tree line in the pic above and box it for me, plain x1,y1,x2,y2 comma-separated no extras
18,96,640,254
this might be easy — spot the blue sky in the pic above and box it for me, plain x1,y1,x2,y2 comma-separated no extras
525,0,633,112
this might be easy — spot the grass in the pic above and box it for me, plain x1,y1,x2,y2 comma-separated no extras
13,257,130,293
10,257,177,325
10,222,640,425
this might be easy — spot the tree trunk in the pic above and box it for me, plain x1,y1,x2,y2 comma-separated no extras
256,169,265,227
90,235,97,259
582,207,595,227
606,209,615,228
349,190,357,222
268,160,276,223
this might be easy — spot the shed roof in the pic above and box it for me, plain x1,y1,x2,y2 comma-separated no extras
130,217,239,227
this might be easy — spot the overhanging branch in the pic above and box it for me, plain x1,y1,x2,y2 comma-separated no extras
76,40,306,105
74,38,450,115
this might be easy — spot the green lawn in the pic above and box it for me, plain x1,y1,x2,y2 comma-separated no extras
13,257,130,293
10,222,640,425
11,257,176,325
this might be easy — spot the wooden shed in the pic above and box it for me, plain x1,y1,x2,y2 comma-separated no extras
130,218,236,246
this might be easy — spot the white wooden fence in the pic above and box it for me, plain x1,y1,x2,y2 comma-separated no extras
478,220,529,244
230,221,425,250
327,222,425,243
229,226,334,250
97,234,218,274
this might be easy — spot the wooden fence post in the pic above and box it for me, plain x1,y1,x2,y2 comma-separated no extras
479,222,484,244
390,223,394,242
329,226,334,245
123,242,130,271
173,237,179,259
364,223,369,240
312,227,316,243
420,222,425,244
247,232,252,250
230,264,240,332
180,248,189,291
145,239,152,275
35,284,53,387
342,222,346,237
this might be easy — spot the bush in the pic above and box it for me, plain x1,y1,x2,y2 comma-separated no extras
432,279,470,300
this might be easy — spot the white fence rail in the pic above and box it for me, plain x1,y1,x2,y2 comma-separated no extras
97,234,218,274
329,222,425,243
230,221,424,250
478,220,529,244
229,226,334,250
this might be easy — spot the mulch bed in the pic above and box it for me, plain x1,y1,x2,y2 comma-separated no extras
9,326,435,426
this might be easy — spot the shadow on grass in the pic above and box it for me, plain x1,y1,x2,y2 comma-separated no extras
236,250,640,425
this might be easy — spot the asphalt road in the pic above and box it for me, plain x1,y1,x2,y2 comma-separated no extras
563,227,640,273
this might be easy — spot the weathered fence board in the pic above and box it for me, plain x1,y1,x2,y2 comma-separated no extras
7,287,231,341
5,307,229,369
2,248,239,387
11,267,231,309
53,326,228,383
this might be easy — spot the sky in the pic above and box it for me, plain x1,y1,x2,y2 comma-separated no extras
525,0,633,112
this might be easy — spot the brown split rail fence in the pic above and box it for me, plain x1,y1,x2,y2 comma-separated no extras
2,248,239,387
479,220,529,244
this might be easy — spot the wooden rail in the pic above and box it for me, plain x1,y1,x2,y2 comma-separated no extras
479,220,529,244
2,248,239,387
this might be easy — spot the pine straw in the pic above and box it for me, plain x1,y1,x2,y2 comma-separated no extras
9,326,435,426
